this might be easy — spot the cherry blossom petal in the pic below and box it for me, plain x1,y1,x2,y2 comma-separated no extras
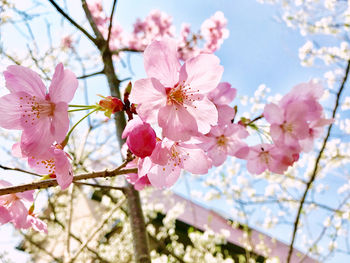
48,63,79,103
186,98,218,135
12,143,23,158
27,215,48,234
0,207,11,224
150,141,170,166
208,82,236,105
147,164,181,188
179,145,210,174
0,93,23,129
208,146,227,166
227,141,249,159
54,149,73,190
16,190,34,203
144,38,180,87
217,105,235,126
179,53,223,93
51,102,69,143
20,118,54,157
247,158,267,175
130,78,167,123
158,105,197,141
9,200,28,229
264,103,284,124
4,65,46,97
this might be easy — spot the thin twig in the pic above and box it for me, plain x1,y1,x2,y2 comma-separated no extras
287,59,350,263
0,164,41,177
81,0,105,44
0,166,136,195
77,70,104,79
148,233,186,263
74,181,125,192
47,0,97,45
65,185,75,262
247,114,263,125
298,193,350,263
106,0,118,47
21,232,63,262
46,193,111,263
111,48,140,56
69,197,126,263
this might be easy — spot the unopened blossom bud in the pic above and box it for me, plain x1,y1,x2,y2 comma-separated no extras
122,116,156,158
125,81,132,95
98,95,124,118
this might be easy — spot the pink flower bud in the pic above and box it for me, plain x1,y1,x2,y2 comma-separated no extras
98,96,124,117
122,117,156,158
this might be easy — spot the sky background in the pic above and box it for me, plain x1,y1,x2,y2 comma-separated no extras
0,0,346,262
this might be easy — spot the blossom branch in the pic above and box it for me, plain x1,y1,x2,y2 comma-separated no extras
111,47,141,55
69,197,126,263
47,0,97,45
22,232,63,262
106,0,118,46
0,166,136,196
81,0,105,44
287,59,350,263
0,164,41,177
73,181,125,192
65,185,75,261
45,193,111,263
77,70,105,79
78,3,151,262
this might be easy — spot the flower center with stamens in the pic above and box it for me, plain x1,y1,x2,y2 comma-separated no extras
216,135,227,146
259,151,270,165
169,145,182,167
20,95,56,125
281,122,293,133
166,81,195,106
3,194,18,206
40,158,56,175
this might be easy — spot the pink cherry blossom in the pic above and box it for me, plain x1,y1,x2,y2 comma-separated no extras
122,158,152,191
208,82,237,105
87,0,109,34
128,10,175,51
177,23,201,61
130,38,223,141
279,81,324,121
0,180,47,233
198,123,249,166
264,101,309,149
200,11,229,53
299,117,333,152
208,82,237,125
246,144,299,175
122,116,157,158
0,63,78,158
138,139,211,188
28,144,73,190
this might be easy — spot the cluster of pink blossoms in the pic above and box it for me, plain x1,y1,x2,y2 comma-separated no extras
87,0,126,50
121,38,331,190
85,1,229,60
246,82,332,174
0,180,47,233
0,64,78,231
